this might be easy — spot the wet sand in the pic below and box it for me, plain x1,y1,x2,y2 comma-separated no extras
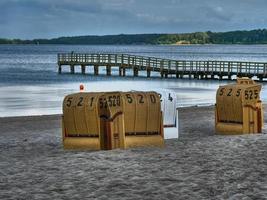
0,105,267,200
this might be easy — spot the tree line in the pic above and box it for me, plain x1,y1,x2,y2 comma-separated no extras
1,29,267,45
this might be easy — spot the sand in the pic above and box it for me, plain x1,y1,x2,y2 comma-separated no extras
0,106,267,200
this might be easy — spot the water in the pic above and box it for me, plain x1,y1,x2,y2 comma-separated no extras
0,44,266,117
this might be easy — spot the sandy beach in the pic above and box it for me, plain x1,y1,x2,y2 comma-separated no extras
0,105,267,200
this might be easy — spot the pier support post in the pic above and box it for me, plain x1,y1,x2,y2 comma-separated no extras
228,75,231,80
219,75,223,80
106,65,111,76
81,65,86,74
122,68,126,76
180,74,183,79
134,67,139,77
176,73,179,78
58,65,62,74
70,65,75,74
211,75,214,79
160,71,164,78
147,69,151,78
189,74,192,79
94,65,99,75
119,67,122,76
164,73,168,78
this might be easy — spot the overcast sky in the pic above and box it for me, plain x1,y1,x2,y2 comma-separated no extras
1,0,267,39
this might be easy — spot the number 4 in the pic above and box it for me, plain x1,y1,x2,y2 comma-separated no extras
168,93,173,102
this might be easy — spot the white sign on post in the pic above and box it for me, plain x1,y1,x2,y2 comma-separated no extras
156,89,179,139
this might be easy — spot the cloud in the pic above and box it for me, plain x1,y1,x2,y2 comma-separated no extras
0,0,267,39
204,6,233,21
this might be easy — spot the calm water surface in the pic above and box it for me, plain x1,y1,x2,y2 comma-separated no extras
0,44,266,117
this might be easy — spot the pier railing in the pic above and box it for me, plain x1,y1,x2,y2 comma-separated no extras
57,53,267,80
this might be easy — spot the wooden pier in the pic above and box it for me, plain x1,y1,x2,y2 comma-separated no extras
57,53,267,81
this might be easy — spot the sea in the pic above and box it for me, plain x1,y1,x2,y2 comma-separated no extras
0,44,266,117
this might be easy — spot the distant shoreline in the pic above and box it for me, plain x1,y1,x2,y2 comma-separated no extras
1,43,267,46
1,29,267,45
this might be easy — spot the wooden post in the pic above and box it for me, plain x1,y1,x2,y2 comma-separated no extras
160,71,164,78
164,73,168,78
206,61,209,77
176,61,178,75
203,61,206,74
182,61,186,78
189,61,193,75
81,65,86,74
106,65,111,76
245,62,248,75
108,54,111,64
70,65,75,74
103,120,112,150
160,60,163,76
58,65,62,74
264,64,267,78
228,62,231,77
147,69,151,77
94,65,99,75
119,66,122,76
122,68,126,76
134,67,138,77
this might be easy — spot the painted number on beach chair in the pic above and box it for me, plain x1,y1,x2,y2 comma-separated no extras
150,95,156,103
109,95,120,107
126,94,133,103
99,98,104,108
66,97,73,107
99,95,121,109
236,89,241,97
254,90,259,99
138,94,144,103
219,88,225,96
158,93,162,102
227,89,232,96
89,97,94,107
244,90,259,100
168,93,173,102
77,97,83,106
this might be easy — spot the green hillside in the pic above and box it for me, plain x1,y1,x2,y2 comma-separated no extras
1,29,267,45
